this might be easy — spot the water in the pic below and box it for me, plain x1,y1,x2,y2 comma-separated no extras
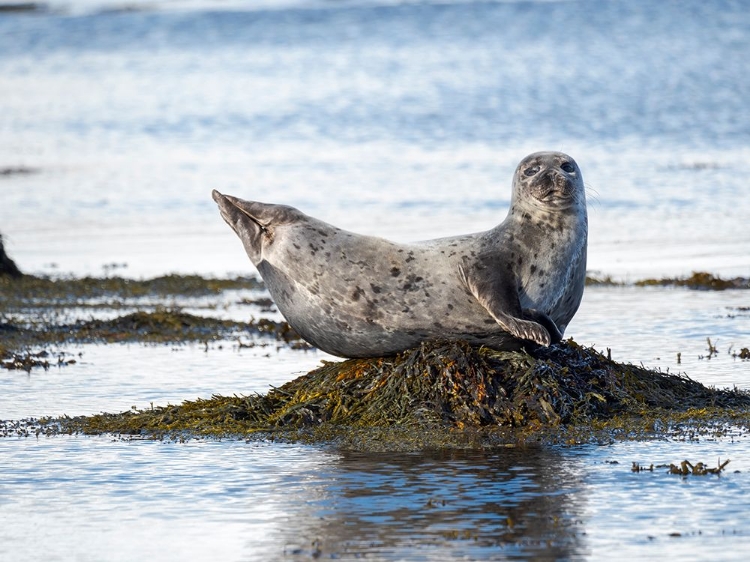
3,437,750,560
1,0,750,559
2,0,750,278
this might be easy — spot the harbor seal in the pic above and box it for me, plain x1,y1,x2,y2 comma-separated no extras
213,151,587,358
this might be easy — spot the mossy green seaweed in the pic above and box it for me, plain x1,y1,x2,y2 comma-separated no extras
0,273,305,360
0,273,263,306
0,308,306,362
14,339,750,449
586,271,750,290
634,271,750,290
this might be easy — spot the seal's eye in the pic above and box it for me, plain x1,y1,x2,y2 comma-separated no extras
523,166,539,177
561,162,575,173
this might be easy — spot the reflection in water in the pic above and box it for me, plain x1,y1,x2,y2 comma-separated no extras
0,438,590,560
3,433,750,560
267,447,588,559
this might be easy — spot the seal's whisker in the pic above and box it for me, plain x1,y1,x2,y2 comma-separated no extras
584,183,601,207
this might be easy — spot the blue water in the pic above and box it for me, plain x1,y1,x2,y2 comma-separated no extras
3,436,750,560
2,0,745,145
1,0,750,559
2,0,749,277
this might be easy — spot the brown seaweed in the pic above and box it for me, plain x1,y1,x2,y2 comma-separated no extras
14,339,750,449
586,271,750,290
0,308,305,357
634,272,750,290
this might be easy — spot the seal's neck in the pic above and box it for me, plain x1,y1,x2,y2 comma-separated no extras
506,199,588,231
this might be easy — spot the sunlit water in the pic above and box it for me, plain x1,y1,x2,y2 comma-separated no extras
1,0,750,559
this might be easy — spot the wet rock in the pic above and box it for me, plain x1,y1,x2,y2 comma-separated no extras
0,4,45,14
0,234,22,278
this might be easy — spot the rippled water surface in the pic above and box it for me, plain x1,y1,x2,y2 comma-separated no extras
2,0,750,279
3,437,750,560
1,0,750,559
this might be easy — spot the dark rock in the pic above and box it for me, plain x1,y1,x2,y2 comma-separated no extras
0,234,22,278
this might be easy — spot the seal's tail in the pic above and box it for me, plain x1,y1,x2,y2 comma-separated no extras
212,190,306,265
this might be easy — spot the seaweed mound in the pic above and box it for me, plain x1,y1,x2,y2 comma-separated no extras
220,339,750,427
43,340,750,443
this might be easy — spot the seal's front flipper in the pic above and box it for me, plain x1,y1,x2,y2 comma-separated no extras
458,260,552,347
522,308,562,344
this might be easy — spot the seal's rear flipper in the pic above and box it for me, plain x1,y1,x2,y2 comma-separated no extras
212,190,267,264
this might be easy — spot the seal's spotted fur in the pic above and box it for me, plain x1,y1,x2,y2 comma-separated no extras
213,151,587,358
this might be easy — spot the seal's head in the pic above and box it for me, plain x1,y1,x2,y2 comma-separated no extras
511,151,585,212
